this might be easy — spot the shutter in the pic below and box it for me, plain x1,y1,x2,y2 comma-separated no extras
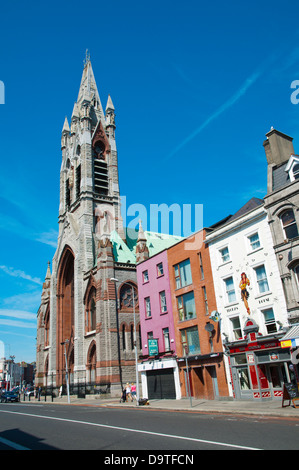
147,368,176,399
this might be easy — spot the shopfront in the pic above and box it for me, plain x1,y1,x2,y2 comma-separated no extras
226,318,291,400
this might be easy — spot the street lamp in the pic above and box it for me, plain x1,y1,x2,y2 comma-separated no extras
110,278,140,406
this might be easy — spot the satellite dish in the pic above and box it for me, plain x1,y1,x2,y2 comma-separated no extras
205,323,215,332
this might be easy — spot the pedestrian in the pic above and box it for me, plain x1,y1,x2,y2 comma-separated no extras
38,386,42,401
120,387,126,403
59,385,63,398
126,383,132,402
131,382,136,400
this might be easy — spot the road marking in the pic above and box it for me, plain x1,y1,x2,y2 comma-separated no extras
0,409,261,450
0,436,30,450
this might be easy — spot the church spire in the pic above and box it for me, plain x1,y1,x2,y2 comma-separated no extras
76,51,104,121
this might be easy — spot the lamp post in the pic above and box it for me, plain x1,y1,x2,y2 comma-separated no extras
110,278,140,406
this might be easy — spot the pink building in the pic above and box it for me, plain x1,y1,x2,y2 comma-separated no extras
137,249,181,399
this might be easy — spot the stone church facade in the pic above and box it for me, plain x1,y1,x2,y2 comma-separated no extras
36,57,145,395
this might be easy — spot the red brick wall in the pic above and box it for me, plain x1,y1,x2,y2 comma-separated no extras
167,230,229,399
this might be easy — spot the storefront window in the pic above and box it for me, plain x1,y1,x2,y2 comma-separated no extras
238,367,251,390
234,354,247,365
269,366,281,388
257,364,269,389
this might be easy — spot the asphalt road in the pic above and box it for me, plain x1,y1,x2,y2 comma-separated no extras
0,402,298,452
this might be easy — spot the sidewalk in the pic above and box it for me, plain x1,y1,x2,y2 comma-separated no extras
20,395,299,419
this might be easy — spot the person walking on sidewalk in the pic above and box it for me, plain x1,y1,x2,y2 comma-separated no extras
126,383,133,402
131,383,136,400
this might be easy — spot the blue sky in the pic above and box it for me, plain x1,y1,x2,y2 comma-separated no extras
1,0,299,363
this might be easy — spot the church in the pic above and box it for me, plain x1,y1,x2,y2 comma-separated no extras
35,56,158,396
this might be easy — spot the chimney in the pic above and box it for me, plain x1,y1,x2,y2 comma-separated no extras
263,128,294,165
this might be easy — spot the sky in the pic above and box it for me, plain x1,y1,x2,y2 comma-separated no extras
1,0,299,363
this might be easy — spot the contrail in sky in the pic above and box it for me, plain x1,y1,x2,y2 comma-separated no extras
165,69,262,160
165,45,288,162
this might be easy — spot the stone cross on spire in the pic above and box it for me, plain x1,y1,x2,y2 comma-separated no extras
84,49,91,66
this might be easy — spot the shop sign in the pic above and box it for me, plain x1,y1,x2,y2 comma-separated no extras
247,353,255,364
148,339,159,356
270,353,278,361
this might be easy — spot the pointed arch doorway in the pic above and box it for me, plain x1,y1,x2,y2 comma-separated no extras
57,246,75,384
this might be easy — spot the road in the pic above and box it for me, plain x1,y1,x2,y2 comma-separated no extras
0,402,298,452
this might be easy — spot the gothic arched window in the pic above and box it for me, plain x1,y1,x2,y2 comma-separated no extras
119,283,138,310
281,209,298,240
44,305,50,347
86,287,96,333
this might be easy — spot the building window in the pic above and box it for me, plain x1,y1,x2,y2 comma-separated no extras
86,287,96,333
174,259,192,289
254,265,269,294
142,270,149,283
219,246,230,263
202,286,209,315
224,276,236,303
65,178,71,209
122,324,126,350
163,327,170,352
177,291,196,321
294,264,299,287
159,291,167,313
44,307,50,347
93,141,108,196
145,297,151,318
262,308,277,334
75,164,81,200
281,209,298,240
157,262,164,276
248,232,260,251
293,163,299,180
230,316,242,340
198,252,204,279
181,326,201,355
120,283,138,310
147,331,153,348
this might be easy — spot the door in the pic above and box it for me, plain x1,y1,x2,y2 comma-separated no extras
233,366,252,399
147,368,176,399
207,366,219,398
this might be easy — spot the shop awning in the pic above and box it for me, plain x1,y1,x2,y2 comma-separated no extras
280,325,299,348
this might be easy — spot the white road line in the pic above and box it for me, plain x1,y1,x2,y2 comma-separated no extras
0,436,30,450
0,409,261,450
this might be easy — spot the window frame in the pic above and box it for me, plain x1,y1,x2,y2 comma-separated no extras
280,209,299,240
219,246,230,264
145,296,151,318
247,231,261,252
174,259,192,289
156,262,164,277
260,307,277,335
159,290,167,314
223,276,236,304
177,291,196,322
230,315,242,340
254,264,270,295
180,326,201,356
